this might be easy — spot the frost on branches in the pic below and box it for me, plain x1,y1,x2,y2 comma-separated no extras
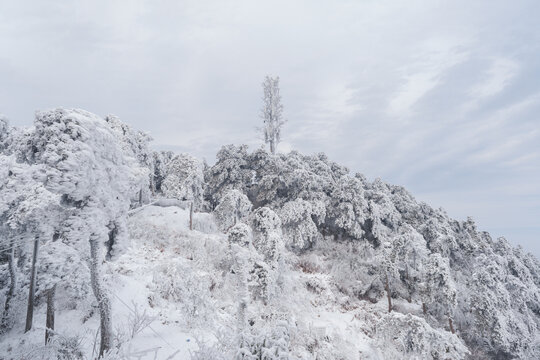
260,76,285,155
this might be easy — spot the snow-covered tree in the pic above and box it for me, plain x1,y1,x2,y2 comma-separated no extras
228,223,252,335
214,190,252,232
423,253,457,333
251,207,282,263
30,108,143,356
279,199,320,251
161,153,205,210
205,145,253,208
0,115,11,152
38,240,89,343
325,175,367,241
0,155,61,333
151,150,174,194
260,76,285,155
104,115,153,205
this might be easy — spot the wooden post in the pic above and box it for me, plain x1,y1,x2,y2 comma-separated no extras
385,273,392,313
45,285,56,344
25,237,39,332
189,202,193,231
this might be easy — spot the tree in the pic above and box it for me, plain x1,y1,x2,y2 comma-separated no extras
228,223,252,335
204,145,252,208
0,155,61,333
161,153,205,210
0,115,11,152
260,76,285,155
30,108,143,356
251,207,282,263
279,198,320,250
104,115,153,206
214,190,252,232
38,240,86,344
423,253,457,333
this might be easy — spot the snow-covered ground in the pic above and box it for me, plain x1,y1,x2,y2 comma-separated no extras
1,204,469,359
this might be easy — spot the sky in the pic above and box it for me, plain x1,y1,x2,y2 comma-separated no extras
1,0,539,256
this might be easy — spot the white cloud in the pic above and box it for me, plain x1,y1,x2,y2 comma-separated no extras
388,38,470,117
470,58,519,99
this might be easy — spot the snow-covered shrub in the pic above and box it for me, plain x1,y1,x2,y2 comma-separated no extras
228,223,253,248
21,332,86,360
150,258,214,328
373,312,468,359
214,189,252,232
236,319,294,360
190,331,235,360
248,260,275,305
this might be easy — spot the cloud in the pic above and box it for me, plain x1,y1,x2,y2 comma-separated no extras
388,38,470,117
469,58,519,99
1,0,540,256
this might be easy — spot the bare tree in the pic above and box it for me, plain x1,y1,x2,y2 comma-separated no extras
260,75,285,154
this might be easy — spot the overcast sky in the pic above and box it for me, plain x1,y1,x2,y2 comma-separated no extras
1,0,539,256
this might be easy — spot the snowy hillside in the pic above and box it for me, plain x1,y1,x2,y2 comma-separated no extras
0,205,467,359
1,109,539,359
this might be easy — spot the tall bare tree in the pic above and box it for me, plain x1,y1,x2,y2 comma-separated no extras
260,76,285,154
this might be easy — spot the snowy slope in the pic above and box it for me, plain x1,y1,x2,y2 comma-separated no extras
1,205,467,359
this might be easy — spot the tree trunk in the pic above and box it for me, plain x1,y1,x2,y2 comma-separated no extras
89,234,113,357
448,317,455,334
422,302,427,315
1,244,16,332
385,273,392,313
138,188,143,206
269,139,275,155
105,223,118,261
25,237,39,333
236,254,248,332
189,202,193,231
45,284,56,344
